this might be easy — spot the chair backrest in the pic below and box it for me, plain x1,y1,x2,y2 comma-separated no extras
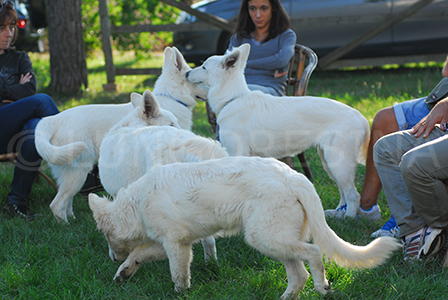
286,44,318,97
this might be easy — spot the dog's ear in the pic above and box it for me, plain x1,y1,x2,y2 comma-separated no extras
172,46,189,72
130,92,143,108
222,43,250,70
142,89,161,119
163,47,173,70
223,52,239,70
238,43,251,60
88,193,114,233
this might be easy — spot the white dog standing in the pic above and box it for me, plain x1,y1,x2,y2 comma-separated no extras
35,90,179,221
186,44,370,218
89,156,400,299
35,46,206,222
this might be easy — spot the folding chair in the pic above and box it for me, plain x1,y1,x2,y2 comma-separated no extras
282,44,318,180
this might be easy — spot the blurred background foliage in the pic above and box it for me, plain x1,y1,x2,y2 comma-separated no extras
81,0,180,58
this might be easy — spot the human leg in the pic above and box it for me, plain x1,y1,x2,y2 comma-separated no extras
360,106,399,210
401,133,448,230
0,94,59,218
399,135,448,260
361,97,430,211
374,129,448,260
373,128,445,238
0,94,59,153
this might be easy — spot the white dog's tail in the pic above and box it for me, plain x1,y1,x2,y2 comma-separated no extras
293,174,401,268
35,118,87,165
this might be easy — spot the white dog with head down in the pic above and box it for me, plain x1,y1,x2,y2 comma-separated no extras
89,156,400,299
186,44,370,218
98,113,229,261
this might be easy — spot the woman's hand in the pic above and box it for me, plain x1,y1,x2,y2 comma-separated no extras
274,70,287,78
19,72,32,84
411,98,448,138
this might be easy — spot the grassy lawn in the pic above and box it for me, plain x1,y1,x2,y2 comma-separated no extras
0,52,447,299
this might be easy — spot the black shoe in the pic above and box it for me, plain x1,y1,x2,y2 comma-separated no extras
80,165,104,196
8,204,36,221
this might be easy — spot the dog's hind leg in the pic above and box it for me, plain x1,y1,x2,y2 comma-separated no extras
253,237,330,295
280,259,309,300
245,209,331,296
49,165,91,221
201,236,217,261
317,145,360,218
114,242,167,283
163,239,193,292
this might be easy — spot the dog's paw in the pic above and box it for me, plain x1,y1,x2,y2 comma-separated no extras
314,281,332,295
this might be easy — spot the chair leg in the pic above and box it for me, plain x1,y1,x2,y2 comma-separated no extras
37,169,58,192
297,152,313,181
283,156,295,169
206,101,217,133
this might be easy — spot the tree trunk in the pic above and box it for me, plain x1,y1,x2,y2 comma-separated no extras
45,0,87,94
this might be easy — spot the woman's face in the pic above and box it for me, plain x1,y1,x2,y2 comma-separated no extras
0,17,15,53
248,0,272,32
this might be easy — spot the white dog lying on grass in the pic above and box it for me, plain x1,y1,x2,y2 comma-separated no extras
35,90,179,222
89,156,400,299
98,111,229,260
186,44,370,219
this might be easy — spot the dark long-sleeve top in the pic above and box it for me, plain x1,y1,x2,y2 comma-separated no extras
0,50,37,101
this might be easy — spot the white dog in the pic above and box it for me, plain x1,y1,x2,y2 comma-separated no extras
35,90,179,221
186,44,370,218
99,124,228,196
154,46,208,130
98,121,228,260
89,156,400,299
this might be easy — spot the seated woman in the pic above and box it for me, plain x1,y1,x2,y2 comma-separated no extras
228,0,296,96
207,0,296,134
0,1,59,220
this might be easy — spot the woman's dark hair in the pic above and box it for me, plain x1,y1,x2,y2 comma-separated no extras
0,1,18,51
233,0,290,43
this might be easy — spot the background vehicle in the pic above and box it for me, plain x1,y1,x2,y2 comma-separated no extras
173,0,448,66
14,0,46,52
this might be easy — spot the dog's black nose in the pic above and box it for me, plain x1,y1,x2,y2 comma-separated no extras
120,270,131,280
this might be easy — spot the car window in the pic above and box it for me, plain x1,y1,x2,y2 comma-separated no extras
290,0,392,49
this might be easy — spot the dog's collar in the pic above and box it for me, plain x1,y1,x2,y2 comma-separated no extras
221,95,241,111
154,93,188,107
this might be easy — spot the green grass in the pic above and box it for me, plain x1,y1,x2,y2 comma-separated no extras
1,52,447,299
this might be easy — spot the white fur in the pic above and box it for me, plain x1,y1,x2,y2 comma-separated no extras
35,90,180,221
98,122,228,261
89,156,400,298
99,125,228,196
154,46,208,130
186,44,370,218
